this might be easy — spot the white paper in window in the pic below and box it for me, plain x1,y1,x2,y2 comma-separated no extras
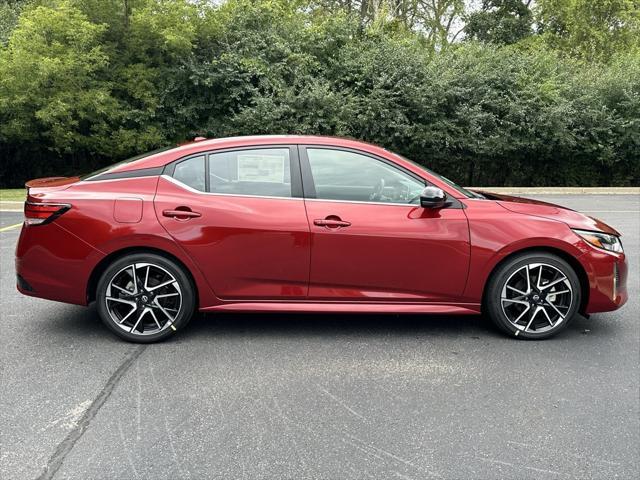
236,154,286,183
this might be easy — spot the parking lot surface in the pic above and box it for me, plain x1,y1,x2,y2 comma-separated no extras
1,195,638,479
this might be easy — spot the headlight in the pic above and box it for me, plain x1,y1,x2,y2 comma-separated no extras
573,229,623,253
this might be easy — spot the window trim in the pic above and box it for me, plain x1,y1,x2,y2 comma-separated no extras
84,166,165,182
160,174,304,201
163,145,303,199
82,146,174,181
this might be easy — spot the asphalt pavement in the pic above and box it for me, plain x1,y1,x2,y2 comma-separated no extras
1,195,638,480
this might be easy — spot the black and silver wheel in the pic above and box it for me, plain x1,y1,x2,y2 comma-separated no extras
96,253,196,343
485,252,581,339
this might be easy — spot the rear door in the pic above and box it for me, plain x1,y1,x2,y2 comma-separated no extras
154,146,310,300
300,146,470,302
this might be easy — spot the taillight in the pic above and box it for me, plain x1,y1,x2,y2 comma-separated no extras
24,202,71,226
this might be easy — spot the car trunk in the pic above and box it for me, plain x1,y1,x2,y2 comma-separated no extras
25,176,80,201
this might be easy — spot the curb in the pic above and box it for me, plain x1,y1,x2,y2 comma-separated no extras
0,200,22,212
0,201,23,212
469,187,639,194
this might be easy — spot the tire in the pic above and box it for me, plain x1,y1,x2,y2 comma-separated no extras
96,253,196,343
485,251,581,340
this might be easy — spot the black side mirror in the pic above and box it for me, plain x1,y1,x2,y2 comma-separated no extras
420,186,447,209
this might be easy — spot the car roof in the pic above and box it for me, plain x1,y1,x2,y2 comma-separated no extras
111,135,394,173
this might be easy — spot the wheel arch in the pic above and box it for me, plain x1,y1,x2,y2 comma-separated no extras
481,246,589,314
86,246,199,306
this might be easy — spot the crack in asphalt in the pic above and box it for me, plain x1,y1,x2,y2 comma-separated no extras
35,345,147,480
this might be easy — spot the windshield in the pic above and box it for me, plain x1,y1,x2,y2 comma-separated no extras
80,146,173,180
397,154,482,199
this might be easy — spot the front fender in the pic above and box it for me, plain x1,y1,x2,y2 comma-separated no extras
462,206,591,302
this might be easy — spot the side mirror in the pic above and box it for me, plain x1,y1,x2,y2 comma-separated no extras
420,186,447,209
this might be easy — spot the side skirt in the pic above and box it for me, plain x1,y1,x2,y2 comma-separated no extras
201,302,481,315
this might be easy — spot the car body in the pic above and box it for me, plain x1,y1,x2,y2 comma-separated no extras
16,135,628,341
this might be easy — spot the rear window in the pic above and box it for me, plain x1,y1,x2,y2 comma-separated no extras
80,146,173,180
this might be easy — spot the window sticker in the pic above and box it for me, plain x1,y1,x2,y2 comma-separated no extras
237,153,286,183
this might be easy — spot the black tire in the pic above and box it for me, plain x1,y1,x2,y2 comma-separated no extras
485,251,581,340
96,253,196,343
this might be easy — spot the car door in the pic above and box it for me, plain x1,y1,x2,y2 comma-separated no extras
300,146,470,302
154,146,310,300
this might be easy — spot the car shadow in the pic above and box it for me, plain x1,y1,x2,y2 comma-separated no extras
182,312,499,341
39,304,121,343
179,310,613,343
40,303,618,343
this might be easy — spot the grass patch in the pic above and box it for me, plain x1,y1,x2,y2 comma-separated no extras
0,189,26,201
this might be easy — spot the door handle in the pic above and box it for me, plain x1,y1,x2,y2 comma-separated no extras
163,208,201,219
314,218,351,228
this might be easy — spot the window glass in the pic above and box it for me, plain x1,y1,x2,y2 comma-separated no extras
307,149,424,204
208,148,292,198
397,154,478,198
173,155,205,191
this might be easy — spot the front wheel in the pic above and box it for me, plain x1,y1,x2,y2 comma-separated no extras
485,252,582,339
96,253,196,343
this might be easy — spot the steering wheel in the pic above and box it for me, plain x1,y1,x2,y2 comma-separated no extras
369,178,385,201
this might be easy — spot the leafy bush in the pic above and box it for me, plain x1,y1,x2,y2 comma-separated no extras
0,0,638,187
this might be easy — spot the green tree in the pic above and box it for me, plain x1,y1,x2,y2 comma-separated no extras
0,0,34,45
465,0,533,45
536,0,640,61
0,0,116,178
312,0,467,51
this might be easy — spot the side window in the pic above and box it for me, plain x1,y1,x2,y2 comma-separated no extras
208,148,292,198
173,155,205,191
306,148,424,204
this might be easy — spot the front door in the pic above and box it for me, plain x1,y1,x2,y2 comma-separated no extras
301,147,470,302
155,146,310,300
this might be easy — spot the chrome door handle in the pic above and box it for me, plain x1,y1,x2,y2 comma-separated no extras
314,218,351,228
162,209,201,219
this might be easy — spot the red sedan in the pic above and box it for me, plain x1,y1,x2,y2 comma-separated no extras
16,136,628,342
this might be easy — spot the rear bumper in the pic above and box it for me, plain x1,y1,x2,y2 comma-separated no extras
581,247,628,314
15,223,103,306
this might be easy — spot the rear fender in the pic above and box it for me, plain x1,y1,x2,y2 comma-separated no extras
88,233,220,309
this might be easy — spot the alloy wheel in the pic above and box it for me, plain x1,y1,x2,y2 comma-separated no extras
104,262,182,336
500,262,573,334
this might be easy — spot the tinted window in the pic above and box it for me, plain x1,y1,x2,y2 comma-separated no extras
174,155,205,191
208,148,292,198
307,148,424,204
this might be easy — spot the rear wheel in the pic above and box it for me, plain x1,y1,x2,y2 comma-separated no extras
96,253,196,343
485,252,581,339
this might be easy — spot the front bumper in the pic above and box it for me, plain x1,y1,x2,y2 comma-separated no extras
581,247,628,314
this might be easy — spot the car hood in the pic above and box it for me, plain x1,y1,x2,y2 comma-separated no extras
473,190,621,236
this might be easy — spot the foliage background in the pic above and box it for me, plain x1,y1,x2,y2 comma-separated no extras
0,0,638,187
